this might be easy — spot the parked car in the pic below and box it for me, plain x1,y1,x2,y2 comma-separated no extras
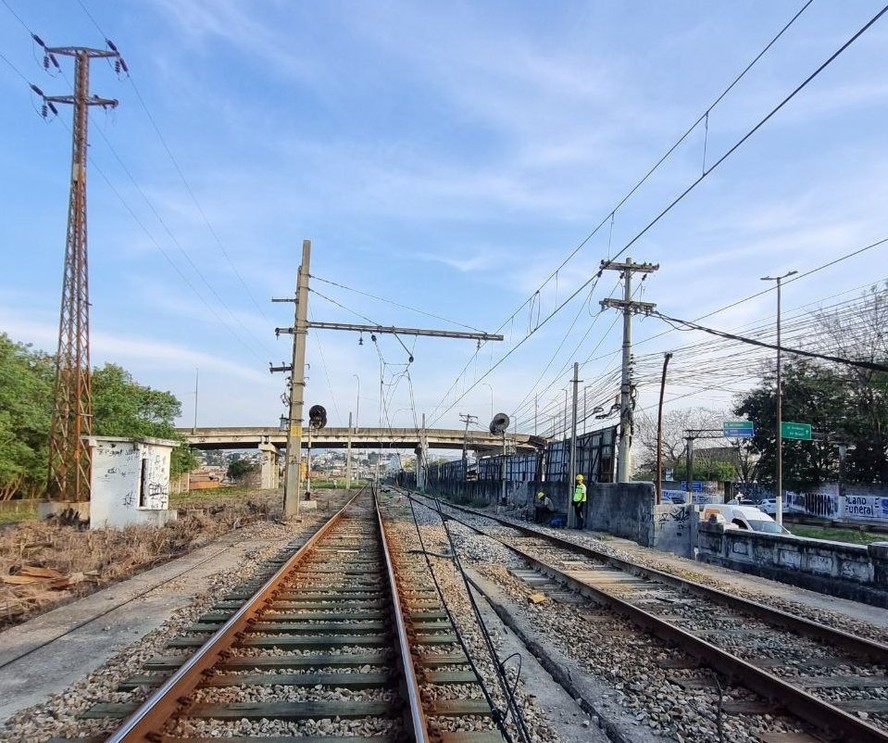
758,498,777,515
701,504,791,535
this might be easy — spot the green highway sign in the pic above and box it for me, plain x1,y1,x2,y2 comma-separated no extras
781,422,812,440
723,420,754,438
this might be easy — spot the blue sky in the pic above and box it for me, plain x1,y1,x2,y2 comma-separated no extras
1,1,887,439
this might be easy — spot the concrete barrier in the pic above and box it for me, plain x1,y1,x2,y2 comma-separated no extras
587,482,655,546
697,518,888,608
652,503,697,557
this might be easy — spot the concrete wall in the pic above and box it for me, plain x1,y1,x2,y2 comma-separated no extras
88,437,179,530
697,519,888,607
652,503,697,557
586,482,656,546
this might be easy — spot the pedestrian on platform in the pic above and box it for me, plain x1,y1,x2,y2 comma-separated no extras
534,490,554,524
573,474,587,529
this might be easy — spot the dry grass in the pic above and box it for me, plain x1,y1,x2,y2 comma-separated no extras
0,490,280,629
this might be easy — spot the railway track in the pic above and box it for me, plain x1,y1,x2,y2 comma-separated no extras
410,491,888,743
56,488,510,743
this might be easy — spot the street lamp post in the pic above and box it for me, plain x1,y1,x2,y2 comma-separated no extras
482,382,494,421
761,270,797,526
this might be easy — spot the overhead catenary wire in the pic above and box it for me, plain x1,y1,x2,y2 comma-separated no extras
484,0,816,346
311,274,486,333
431,4,878,428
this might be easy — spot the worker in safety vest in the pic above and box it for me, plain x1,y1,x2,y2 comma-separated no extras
572,474,587,529
534,490,554,524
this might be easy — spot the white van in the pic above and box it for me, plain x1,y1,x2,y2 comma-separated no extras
701,504,791,535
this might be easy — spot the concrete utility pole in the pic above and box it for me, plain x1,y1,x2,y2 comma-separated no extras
600,257,659,483
345,411,353,490
281,240,311,519
459,413,478,480
567,362,581,528
36,44,120,502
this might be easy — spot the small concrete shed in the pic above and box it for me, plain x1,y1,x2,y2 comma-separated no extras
86,436,179,529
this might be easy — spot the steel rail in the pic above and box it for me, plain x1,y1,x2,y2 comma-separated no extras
427,495,888,664
106,489,364,743
374,489,430,742
416,494,888,743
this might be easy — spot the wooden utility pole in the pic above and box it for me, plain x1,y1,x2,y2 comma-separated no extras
35,43,120,502
600,257,659,483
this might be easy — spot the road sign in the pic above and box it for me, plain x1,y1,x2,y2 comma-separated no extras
781,422,812,440
723,420,754,438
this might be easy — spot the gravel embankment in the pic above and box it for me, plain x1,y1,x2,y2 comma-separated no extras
411,496,854,742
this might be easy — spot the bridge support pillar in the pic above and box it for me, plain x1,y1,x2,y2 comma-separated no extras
414,445,426,492
259,443,279,489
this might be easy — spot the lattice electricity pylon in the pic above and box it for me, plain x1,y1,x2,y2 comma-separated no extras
41,45,120,501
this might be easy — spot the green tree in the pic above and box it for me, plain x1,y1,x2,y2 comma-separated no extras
735,283,888,488
811,282,888,484
91,363,197,477
92,364,180,438
735,360,865,489
0,334,54,499
227,457,257,481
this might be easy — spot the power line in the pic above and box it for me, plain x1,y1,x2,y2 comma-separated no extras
0,50,30,83
487,0,817,341
652,311,888,373
74,0,274,322
432,4,876,426
3,0,276,363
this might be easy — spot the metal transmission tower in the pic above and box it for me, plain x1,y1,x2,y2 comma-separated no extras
40,45,120,501
600,257,659,483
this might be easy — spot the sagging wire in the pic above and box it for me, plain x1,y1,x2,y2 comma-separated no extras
429,496,534,741
702,110,710,175
652,311,888,373
527,291,541,335
405,494,532,743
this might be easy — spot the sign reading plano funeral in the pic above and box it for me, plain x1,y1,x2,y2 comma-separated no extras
844,495,888,522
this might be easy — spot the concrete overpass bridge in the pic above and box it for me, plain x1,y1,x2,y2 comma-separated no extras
178,426,547,489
